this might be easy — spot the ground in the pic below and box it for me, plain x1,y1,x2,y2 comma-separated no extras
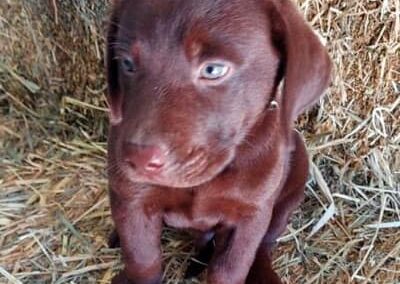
0,0,399,283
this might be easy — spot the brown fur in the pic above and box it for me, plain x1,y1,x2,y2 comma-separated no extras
105,0,331,283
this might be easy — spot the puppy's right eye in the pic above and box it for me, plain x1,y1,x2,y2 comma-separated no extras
200,62,230,80
121,56,136,74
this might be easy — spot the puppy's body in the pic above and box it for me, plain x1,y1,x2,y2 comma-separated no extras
106,0,331,283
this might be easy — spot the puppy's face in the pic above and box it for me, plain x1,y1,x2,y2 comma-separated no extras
107,0,280,188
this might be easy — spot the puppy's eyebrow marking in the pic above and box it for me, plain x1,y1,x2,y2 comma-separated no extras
187,41,202,59
131,42,141,58
183,32,242,65
183,29,206,60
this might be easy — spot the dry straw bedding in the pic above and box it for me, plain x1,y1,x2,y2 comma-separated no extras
0,0,399,283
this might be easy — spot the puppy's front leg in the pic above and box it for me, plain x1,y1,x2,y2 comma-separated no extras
110,191,163,284
208,212,272,284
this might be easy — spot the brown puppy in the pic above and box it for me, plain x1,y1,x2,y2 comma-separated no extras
106,0,331,283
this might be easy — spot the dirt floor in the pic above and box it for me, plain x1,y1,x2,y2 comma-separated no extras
0,0,399,283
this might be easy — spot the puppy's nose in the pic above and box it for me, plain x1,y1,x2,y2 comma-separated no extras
124,143,166,172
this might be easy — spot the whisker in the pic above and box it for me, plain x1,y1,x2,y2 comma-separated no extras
106,19,132,38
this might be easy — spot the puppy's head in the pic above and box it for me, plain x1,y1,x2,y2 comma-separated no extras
106,0,331,188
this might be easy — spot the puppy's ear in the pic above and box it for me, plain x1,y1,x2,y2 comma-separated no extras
269,0,332,135
106,2,123,125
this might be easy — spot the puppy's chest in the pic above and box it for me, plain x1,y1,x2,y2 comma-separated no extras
163,183,264,231
162,190,257,231
160,154,286,231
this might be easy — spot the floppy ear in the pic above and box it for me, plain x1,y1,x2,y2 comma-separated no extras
269,0,332,135
106,2,123,125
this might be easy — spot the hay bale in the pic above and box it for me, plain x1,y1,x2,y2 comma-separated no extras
0,0,398,283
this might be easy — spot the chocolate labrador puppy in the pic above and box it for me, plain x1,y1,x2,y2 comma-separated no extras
106,0,331,283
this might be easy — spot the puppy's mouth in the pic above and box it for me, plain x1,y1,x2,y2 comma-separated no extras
119,146,234,188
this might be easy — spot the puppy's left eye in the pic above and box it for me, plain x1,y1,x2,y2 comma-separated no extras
121,56,136,74
200,62,230,80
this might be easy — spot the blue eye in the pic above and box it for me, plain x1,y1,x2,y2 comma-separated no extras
200,62,230,80
121,56,136,74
